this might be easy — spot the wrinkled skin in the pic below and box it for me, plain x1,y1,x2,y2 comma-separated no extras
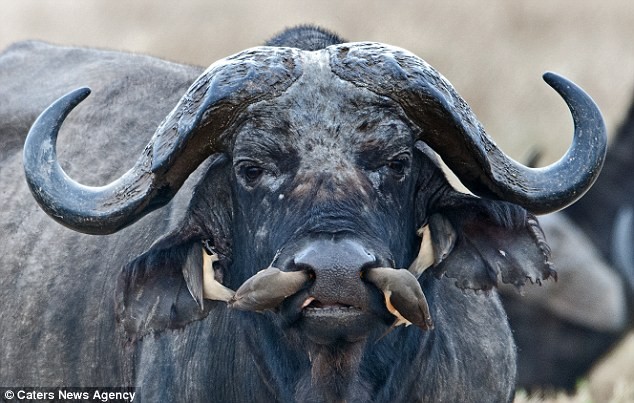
1,26,598,402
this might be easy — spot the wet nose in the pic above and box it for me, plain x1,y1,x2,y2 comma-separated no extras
291,238,377,304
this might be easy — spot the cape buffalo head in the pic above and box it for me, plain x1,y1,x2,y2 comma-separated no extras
23,42,606,356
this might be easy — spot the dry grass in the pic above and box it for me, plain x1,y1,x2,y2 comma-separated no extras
2,1,633,401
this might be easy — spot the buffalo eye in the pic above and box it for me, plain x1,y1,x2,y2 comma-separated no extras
244,166,264,182
388,160,406,176
386,154,411,179
236,162,266,187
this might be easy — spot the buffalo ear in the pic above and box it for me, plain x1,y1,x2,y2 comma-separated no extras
114,155,234,342
428,194,555,291
115,240,214,342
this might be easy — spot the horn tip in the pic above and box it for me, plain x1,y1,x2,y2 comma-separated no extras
542,71,569,90
66,87,92,104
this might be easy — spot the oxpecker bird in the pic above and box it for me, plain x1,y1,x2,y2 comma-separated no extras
229,268,311,312
202,249,236,302
183,243,235,308
366,267,433,331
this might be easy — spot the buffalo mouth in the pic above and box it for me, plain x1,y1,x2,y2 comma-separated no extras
226,237,431,344
281,290,383,345
227,264,433,345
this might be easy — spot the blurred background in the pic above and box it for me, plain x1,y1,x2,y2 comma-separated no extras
2,1,633,401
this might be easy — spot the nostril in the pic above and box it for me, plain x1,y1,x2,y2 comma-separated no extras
291,262,317,278
292,261,312,272
359,266,370,281
359,256,394,280
359,267,369,280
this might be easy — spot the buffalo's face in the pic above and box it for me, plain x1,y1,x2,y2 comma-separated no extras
229,69,423,343
23,42,605,353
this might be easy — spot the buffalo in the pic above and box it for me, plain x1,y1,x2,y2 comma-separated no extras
0,26,606,402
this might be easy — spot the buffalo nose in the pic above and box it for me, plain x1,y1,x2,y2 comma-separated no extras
292,238,377,304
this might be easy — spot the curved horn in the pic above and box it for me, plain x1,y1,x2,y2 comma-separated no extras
23,47,302,234
329,43,607,214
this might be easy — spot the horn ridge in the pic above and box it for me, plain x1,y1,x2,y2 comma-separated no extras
23,46,303,235
23,87,158,235
328,43,607,214
483,72,607,213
